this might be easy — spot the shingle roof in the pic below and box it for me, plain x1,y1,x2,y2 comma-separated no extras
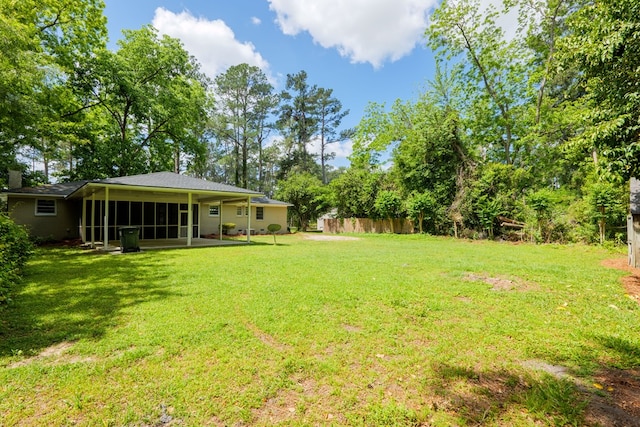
2,172,262,197
97,172,261,195
3,181,87,197
251,197,292,206
631,177,640,215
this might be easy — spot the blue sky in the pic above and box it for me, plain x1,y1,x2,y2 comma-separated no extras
103,0,441,167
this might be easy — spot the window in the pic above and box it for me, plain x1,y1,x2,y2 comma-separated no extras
35,199,56,216
209,205,220,216
236,206,247,216
256,206,264,221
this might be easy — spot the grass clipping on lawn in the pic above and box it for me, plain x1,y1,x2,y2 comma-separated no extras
1,233,638,426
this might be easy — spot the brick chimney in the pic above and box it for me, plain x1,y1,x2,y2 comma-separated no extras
8,170,22,189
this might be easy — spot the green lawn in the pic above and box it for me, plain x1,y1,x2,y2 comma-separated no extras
1,234,638,426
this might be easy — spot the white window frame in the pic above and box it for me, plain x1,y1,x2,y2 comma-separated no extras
35,199,57,216
256,206,264,221
236,206,248,217
209,205,220,217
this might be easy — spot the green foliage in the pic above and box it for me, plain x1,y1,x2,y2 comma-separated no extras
267,223,282,245
211,64,277,189
329,168,384,218
406,191,436,234
463,163,531,238
276,71,320,177
72,26,209,178
562,0,640,179
275,172,328,231
221,223,236,234
585,180,627,244
0,214,33,304
374,190,404,233
0,0,107,181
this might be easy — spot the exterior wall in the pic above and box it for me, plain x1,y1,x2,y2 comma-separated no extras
8,197,81,240
324,218,415,234
199,203,288,235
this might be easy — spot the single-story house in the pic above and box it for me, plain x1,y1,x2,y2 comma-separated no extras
629,177,640,268
1,172,290,249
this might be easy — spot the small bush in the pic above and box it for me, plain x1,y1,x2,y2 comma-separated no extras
267,224,282,245
0,214,34,304
221,223,236,234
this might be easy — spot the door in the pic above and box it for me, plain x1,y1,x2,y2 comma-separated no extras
180,210,189,238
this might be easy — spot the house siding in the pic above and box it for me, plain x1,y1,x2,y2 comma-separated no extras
199,203,288,235
9,197,81,240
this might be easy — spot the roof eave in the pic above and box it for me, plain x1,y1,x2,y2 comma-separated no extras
77,182,263,199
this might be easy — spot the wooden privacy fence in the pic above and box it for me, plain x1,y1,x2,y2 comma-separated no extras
324,218,415,234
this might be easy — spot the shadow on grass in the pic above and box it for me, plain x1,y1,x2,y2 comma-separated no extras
0,248,176,357
594,335,640,367
428,362,587,426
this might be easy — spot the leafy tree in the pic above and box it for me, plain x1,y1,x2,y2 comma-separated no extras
374,190,404,233
277,71,320,176
586,180,627,244
72,26,209,178
427,0,529,165
212,64,277,189
406,191,436,234
527,188,556,242
0,214,33,305
562,0,640,180
275,172,328,231
316,88,350,184
267,223,282,245
0,0,107,181
390,99,465,209
464,163,532,237
350,101,397,169
329,168,385,218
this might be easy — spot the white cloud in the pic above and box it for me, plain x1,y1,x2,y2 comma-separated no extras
308,137,353,161
152,8,270,78
479,0,520,42
267,0,437,68
251,16,262,25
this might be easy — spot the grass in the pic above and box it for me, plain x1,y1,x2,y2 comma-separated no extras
0,233,638,426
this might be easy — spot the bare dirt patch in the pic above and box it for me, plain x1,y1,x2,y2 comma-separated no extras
464,273,536,291
584,368,640,426
243,322,290,352
8,341,94,368
303,234,360,241
602,257,640,304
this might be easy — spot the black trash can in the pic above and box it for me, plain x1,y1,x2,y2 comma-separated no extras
119,226,140,253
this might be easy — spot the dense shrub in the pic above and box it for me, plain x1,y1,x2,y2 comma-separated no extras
0,214,33,304
221,223,236,234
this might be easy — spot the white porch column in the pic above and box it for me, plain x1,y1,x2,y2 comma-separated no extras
219,201,223,241
91,193,95,248
187,192,193,247
246,196,252,243
104,187,110,250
